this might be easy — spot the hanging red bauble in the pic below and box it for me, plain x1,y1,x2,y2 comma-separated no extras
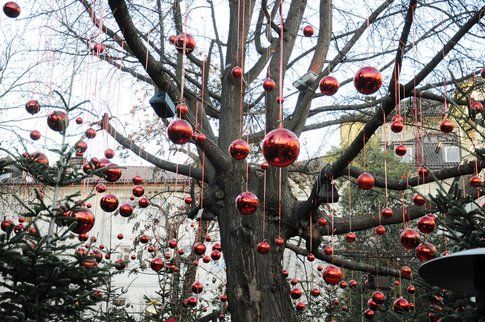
83,129,96,140
25,100,41,115
176,103,189,118
310,287,321,297
400,229,420,250
323,245,333,255
168,35,177,45
357,172,375,190
317,217,327,226
393,297,410,312
231,66,243,78
322,265,343,285
407,285,416,294
132,175,143,185
90,250,103,263
395,144,407,156
220,294,228,302
192,132,207,143
138,196,150,208
211,250,222,260
262,128,300,167
401,266,412,278
257,241,270,255
13,224,23,234
18,217,25,223
339,281,347,289
212,243,222,251
229,139,250,160
78,233,89,242
191,281,204,294
3,2,20,18
290,278,298,285
29,130,41,141
307,253,315,262
235,191,259,215
263,78,276,92
349,279,358,288
130,254,136,260
415,242,436,262
354,67,382,95
272,236,284,247
303,25,314,37
440,119,454,133
1,219,14,232
193,242,206,255
174,33,196,55
149,258,163,272
91,43,105,55
469,175,483,187
117,233,124,240
413,193,425,206
417,166,429,178
276,96,284,104
119,203,133,217
76,141,87,153
70,208,95,234
139,234,149,244
104,253,110,260
147,245,156,253
471,101,484,112
202,255,211,263
104,163,122,182
319,76,340,96
168,239,178,249
390,115,404,133
375,225,386,235
372,291,385,304
281,269,289,278
29,151,49,165
346,232,357,243
100,194,119,212
417,214,436,234
289,288,302,299
184,196,193,205
132,185,145,197
295,301,306,311
367,299,379,310
167,119,193,144
363,309,375,320
47,111,69,132
114,259,126,271
75,117,83,125
104,149,115,159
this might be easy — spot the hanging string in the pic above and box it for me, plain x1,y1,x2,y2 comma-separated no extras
278,1,285,124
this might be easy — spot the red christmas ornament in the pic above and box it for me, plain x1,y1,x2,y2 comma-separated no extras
407,285,416,294
303,25,314,37
132,185,145,197
390,116,404,133
202,255,211,263
415,242,436,262
323,245,333,255
191,281,204,294
117,233,124,240
104,149,115,159
138,196,150,208
469,175,483,187
307,253,315,262
18,217,25,223
363,309,375,320
471,101,484,112
75,117,83,124
104,253,111,260
375,225,386,235
339,281,348,289
192,132,207,143
322,265,343,285
91,43,105,55
78,233,89,242
119,203,133,218
174,33,196,55
114,259,126,271
148,245,156,253
229,139,250,160
139,235,149,244
357,172,375,190
47,111,69,132
76,141,88,153
310,288,321,297
440,119,454,133
220,294,228,302
395,144,407,156
168,35,177,44
132,175,143,185
3,2,20,18
130,254,136,260
29,152,49,165
263,78,276,92
85,128,97,139
100,194,119,212
290,278,298,286
372,291,385,304
281,269,289,278
104,163,122,182
167,119,193,144
1,219,14,232
349,279,358,288
70,208,95,234
235,191,259,215
13,223,23,234
27,130,42,142
178,249,185,255
212,243,222,251
400,229,420,250
184,196,193,205
413,193,425,206
211,250,222,260
417,166,429,178
317,217,327,226
417,214,436,234
257,241,270,254
295,301,306,311
367,299,379,310
354,67,382,95
289,288,302,299
25,100,41,115
276,96,284,104
168,239,178,249
193,242,206,255
231,66,243,78
262,128,300,167
393,297,410,312
176,103,189,118
319,76,340,96
401,266,412,278
346,232,357,243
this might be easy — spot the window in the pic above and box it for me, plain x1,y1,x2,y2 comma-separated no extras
444,146,460,163
113,298,126,306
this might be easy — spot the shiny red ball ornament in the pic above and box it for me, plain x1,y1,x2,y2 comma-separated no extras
407,285,416,294
323,245,333,255
231,66,243,78
220,294,228,302
76,141,88,153
401,266,412,278
339,281,348,289
168,239,178,249
132,175,143,185
357,172,375,190
417,214,436,234
150,258,164,272
1,219,14,232
390,119,404,135
211,250,222,260
130,254,136,260
18,217,25,223
375,225,386,235
346,232,357,243
303,25,314,37
91,43,105,55
440,119,454,133
116,233,124,240
114,259,126,271
317,265,324,272
354,67,382,95
367,299,379,310
104,164,122,182
349,279,358,288
75,117,83,124
418,166,429,178
3,2,20,18
290,278,298,286
202,255,211,263
281,269,289,278
192,132,207,143
85,128,97,139
78,233,89,242
100,194,119,212
168,35,177,44
132,185,145,197
235,191,259,215
415,242,436,262
319,76,340,96
310,287,321,297
229,139,250,160
104,149,115,159
47,111,69,132
184,196,193,205
148,245,156,253
69,208,95,234
138,196,150,208
317,217,327,226
13,224,23,234
263,78,276,92
29,151,49,165
413,193,425,206
257,241,270,255
139,235,149,244
471,101,484,112
274,236,285,247
193,242,206,255
262,128,300,167
212,243,222,251
289,288,302,299
176,103,189,118
25,100,40,115
394,280,401,286
174,33,196,55
400,229,420,250
393,297,410,312
363,309,375,320
167,119,193,144
307,253,315,262
104,253,111,260
372,291,385,304
119,203,133,218
276,96,284,104
29,130,41,141
395,144,407,156
295,301,306,311
470,175,483,187
191,281,204,294
323,265,343,285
